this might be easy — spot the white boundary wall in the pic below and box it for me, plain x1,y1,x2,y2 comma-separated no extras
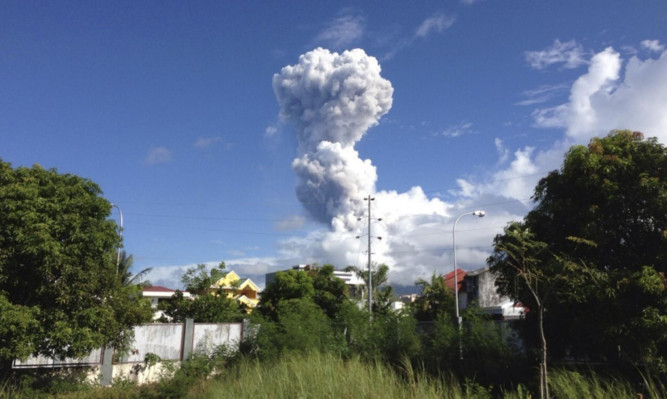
192,323,242,356
122,324,184,362
12,320,245,385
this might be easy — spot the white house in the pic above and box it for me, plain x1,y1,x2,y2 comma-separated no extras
141,286,192,320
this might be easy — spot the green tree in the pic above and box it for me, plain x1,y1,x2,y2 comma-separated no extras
413,272,456,322
345,263,394,314
258,269,315,321
158,290,244,323
259,264,350,321
488,222,563,399
311,265,348,319
252,298,344,359
0,161,152,371
181,262,227,295
118,250,152,287
490,130,667,373
158,262,244,323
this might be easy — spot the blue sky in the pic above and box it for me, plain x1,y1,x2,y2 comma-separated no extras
2,1,666,289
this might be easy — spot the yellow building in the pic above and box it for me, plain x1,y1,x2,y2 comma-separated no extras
212,270,260,311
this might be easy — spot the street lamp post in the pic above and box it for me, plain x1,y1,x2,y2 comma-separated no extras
111,203,123,273
452,210,485,360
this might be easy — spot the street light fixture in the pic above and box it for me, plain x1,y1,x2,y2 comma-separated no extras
452,210,485,360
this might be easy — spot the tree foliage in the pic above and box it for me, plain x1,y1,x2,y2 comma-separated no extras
158,290,244,323
488,222,564,399
118,250,152,287
181,262,227,295
258,264,348,321
158,262,245,323
412,272,456,322
489,131,667,372
0,161,152,367
345,263,394,314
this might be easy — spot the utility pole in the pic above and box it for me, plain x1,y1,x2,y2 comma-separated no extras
357,195,382,320
111,203,123,274
365,196,374,315
356,196,382,317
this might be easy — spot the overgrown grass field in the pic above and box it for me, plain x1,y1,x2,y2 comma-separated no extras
3,351,663,398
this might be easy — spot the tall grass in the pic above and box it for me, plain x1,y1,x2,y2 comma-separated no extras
549,369,634,399
196,351,488,399
197,352,667,399
2,354,664,398
549,369,666,399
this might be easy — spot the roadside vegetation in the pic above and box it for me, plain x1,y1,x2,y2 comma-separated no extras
1,351,664,398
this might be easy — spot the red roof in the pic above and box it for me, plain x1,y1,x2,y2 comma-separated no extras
443,269,467,292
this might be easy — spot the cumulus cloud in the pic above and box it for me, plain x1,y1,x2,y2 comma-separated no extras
525,39,587,70
272,48,506,285
314,13,365,50
533,47,667,142
145,146,172,164
641,39,664,53
415,12,456,38
494,138,510,164
465,45,667,219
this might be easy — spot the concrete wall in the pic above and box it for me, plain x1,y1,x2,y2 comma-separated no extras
13,320,243,386
192,323,242,357
122,324,184,362
13,348,102,368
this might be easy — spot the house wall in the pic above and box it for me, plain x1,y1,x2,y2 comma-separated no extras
475,271,504,308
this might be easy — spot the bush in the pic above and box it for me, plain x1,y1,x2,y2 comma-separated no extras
251,299,346,360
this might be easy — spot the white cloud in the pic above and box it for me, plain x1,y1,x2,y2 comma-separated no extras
193,136,222,149
440,121,473,138
264,125,278,137
314,13,365,50
466,46,667,233
494,138,510,164
525,39,587,70
415,12,456,38
382,12,455,60
454,179,477,198
516,83,569,106
274,214,306,231
533,47,667,142
145,146,172,165
641,39,664,53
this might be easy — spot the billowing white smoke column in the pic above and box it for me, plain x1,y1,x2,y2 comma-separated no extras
273,48,393,224
274,48,468,281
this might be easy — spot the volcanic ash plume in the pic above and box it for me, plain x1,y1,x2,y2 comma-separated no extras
273,48,393,223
